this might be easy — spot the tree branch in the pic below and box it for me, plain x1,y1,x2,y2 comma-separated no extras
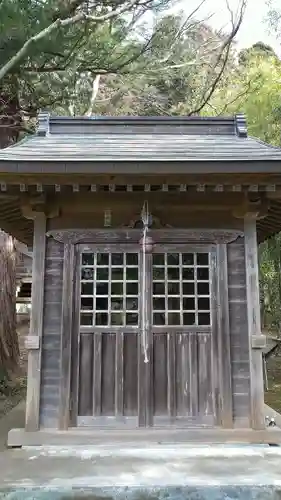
0,0,144,81
188,0,246,115
85,74,101,115
51,0,85,21
157,1,208,65
215,78,258,115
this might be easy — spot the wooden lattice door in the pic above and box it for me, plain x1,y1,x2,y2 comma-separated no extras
148,246,215,426
71,242,216,428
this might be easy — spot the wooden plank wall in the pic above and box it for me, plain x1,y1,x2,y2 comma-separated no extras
227,237,251,427
39,237,64,427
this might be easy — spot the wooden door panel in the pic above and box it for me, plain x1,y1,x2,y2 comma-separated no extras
78,333,93,417
77,331,139,427
123,333,138,416
151,331,214,426
76,244,142,427
149,246,215,427
153,333,168,416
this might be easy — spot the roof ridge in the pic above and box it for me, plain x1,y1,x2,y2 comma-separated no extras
36,111,239,136
37,110,50,137
48,114,236,124
235,114,248,138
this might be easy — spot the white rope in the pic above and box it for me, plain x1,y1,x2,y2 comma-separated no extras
141,201,149,363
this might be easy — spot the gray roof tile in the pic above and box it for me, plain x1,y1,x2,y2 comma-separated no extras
0,134,281,162
0,113,281,163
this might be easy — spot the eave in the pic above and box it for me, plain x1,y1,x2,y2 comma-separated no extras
0,180,280,246
1,159,281,176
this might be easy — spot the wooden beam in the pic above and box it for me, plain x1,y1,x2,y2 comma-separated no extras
21,195,60,220
2,172,281,186
57,192,246,213
216,244,233,428
58,243,75,430
244,215,265,430
25,212,46,432
233,198,269,220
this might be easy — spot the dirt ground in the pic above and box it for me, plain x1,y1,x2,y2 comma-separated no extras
0,320,28,419
265,352,281,413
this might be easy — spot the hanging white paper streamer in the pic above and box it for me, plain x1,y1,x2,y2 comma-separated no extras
141,201,150,363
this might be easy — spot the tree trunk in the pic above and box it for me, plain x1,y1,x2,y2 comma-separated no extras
0,77,22,373
0,231,19,372
0,76,22,148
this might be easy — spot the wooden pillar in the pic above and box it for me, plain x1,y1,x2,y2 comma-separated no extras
244,214,266,430
58,243,75,430
138,234,153,427
25,212,46,431
216,244,233,428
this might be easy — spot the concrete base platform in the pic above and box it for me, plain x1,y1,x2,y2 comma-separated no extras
2,444,281,491
7,426,281,447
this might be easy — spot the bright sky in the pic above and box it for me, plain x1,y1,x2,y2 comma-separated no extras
172,0,280,55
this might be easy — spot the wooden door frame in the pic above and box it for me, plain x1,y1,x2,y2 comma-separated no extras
146,243,218,428
71,242,145,428
47,228,241,430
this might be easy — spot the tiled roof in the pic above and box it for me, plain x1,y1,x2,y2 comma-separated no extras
0,113,281,168
0,133,281,162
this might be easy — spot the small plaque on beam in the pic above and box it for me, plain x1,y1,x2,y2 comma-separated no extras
104,209,112,227
248,185,259,192
232,185,242,192
265,185,276,192
24,336,40,350
214,184,224,192
251,335,266,349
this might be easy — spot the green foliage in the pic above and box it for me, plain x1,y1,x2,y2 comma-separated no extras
0,0,172,144
204,39,281,331
259,236,281,331
204,45,281,145
59,13,238,117
266,0,281,40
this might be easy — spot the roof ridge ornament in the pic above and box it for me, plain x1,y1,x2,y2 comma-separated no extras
235,113,248,138
37,111,50,137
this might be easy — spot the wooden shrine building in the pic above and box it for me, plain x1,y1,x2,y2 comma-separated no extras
2,112,281,446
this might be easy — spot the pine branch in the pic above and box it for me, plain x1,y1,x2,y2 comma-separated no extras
0,0,143,81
